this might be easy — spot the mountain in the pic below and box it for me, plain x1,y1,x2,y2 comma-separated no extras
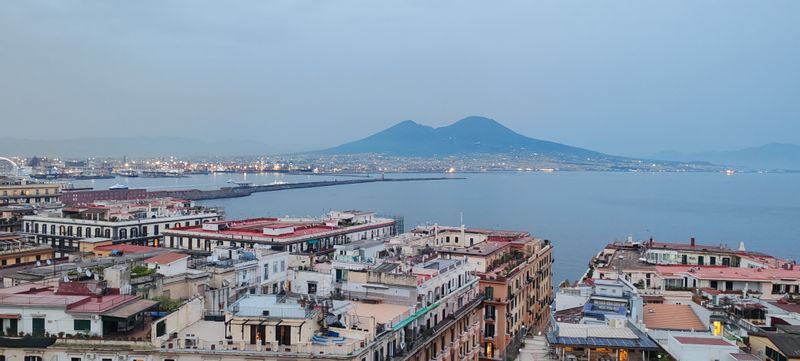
0,136,274,158
321,116,613,158
651,143,800,170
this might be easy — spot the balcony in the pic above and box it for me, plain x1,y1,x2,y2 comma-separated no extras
395,296,483,361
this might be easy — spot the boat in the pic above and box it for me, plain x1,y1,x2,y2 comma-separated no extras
109,184,129,190
227,180,254,187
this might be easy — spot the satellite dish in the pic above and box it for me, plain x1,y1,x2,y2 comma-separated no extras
85,269,92,277
36,261,41,267
77,266,83,273
63,275,70,282
46,259,52,265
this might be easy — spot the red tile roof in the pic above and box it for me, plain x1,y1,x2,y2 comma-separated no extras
145,252,189,265
643,304,706,331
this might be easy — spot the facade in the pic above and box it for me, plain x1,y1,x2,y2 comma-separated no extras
0,233,55,268
61,188,148,206
162,210,395,254
0,177,61,205
0,280,157,338
429,227,554,361
22,198,220,254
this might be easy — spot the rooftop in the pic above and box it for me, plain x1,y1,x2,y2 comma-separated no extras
672,336,734,346
657,265,800,281
547,322,660,350
169,215,393,243
755,332,800,358
439,241,508,256
145,252,189,265
643,304,706,331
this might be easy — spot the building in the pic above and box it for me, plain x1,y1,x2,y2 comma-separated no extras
0,280,158,337
425,226,554,361
587,236,800,299
666,336,741,361
61,188,148,206
0,232,55,268
162,210,395,254
22,197,220,254
749,327,800,361
0,177,61,205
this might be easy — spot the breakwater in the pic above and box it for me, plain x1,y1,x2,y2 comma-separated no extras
147,177,461,200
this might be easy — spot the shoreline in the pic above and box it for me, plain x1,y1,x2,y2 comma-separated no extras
144,177,464,201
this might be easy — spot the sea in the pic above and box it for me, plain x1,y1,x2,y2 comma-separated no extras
73,171,800,284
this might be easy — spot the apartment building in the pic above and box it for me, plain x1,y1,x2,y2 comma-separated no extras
162,210,395,254
435,227,553,361
23,197,220,254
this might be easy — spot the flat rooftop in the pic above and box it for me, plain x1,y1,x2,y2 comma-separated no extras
350,301,409,324
440,241,508,256
171,217,393,241
656,265,800,281
673,336,734,347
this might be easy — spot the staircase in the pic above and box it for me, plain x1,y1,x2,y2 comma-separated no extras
516,335,552,361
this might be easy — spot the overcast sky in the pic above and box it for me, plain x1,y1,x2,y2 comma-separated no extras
1,1,798,156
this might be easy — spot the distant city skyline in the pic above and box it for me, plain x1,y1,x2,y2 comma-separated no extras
1,1,799,157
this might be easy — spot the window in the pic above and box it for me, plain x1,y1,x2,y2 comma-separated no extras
71,358,82,361
156,320,166,337
280,260,285,271
484,305,495,319
24,357,43,361
484,287,494,299
766,346,788,361
74,319,91,332
263,264,270,279
484,323,495,338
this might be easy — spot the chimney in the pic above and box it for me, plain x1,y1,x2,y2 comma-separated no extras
690,237,696,247
649,237,654,247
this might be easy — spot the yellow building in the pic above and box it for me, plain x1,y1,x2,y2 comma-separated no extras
0,233,54,267
0,177,61,205
749,331,800,361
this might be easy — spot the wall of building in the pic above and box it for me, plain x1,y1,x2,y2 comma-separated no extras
151,297,204,347
0,305,103,336
289,270,333,297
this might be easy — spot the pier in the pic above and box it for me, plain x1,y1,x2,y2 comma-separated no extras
147,176,462,200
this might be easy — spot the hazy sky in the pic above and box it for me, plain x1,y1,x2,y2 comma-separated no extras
1,1,798,156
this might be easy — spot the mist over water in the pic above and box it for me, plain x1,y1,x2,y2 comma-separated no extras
77,172,800,283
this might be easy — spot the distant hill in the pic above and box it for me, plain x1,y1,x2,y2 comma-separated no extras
320,116,614,158
0,136,273,158
651,143,800,170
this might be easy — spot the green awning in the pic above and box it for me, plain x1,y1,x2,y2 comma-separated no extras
307,239,319,244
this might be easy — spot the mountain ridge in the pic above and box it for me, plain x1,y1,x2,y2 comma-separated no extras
651,143,800,170
320,116,614,158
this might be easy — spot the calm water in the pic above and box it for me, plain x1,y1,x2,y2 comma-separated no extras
75,172,800,283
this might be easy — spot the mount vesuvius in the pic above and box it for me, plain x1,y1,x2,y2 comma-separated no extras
320,116,615,158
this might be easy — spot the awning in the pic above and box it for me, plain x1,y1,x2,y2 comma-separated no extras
0,313,21,319
307,239,319,244
102,299,159,319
